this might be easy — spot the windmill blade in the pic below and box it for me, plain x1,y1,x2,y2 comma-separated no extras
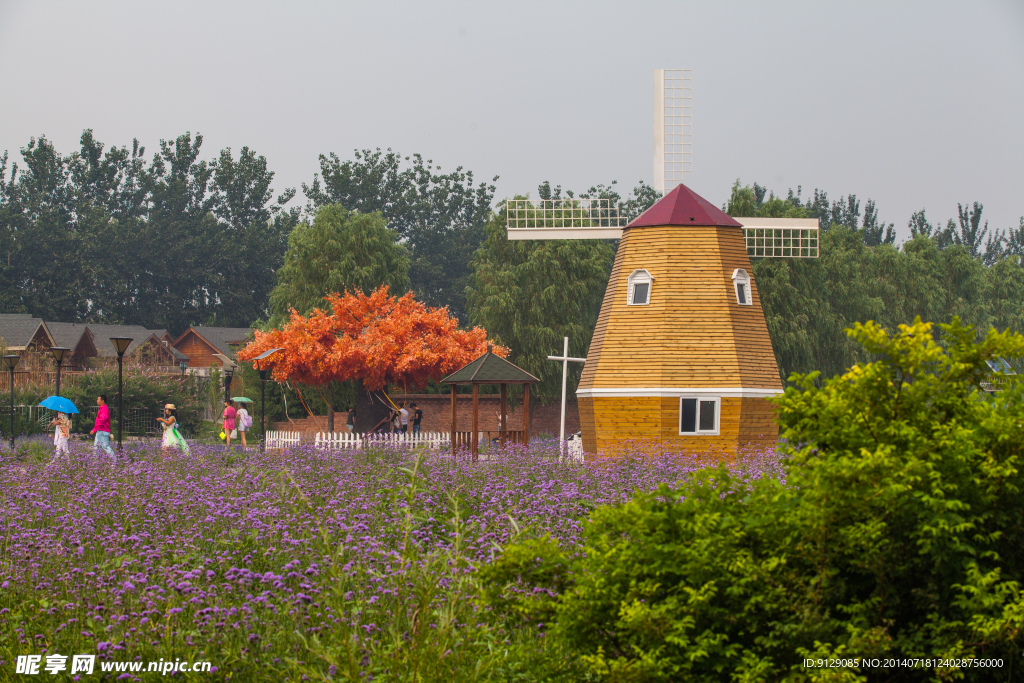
654,69,692,195
736,218,820,258
506,198,626,240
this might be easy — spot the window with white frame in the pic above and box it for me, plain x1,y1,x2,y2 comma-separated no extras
732,268,751,306
679,397,719,435
627,269,653,305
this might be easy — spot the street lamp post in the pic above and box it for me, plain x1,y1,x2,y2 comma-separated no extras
49,347,70,396
212,353,237,402
2,355,19,450
252,349,282,451
178,359,189,376
223,366,233,404
110,337,133,452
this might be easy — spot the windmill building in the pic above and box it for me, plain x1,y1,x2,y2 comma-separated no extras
575,184,784,455
505,69,819,456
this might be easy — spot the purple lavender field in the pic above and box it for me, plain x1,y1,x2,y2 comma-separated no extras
0,439,785,680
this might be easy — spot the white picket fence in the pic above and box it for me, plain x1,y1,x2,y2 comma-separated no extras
264,431,303,449
315,431,450,450
265,429,585,461
264,430,451,450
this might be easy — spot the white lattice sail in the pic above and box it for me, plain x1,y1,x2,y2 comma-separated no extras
506,198,627,240
736,218,819,258
507,205,818,257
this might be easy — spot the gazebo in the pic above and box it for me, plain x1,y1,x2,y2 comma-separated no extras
441,345,540,457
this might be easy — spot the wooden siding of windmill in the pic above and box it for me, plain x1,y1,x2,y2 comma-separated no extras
577,184,782,456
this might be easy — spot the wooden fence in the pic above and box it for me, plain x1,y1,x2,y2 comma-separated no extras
264,430,451,450
0,369,185,392
0,371,87,392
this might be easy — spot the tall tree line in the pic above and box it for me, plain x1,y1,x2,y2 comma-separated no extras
4,130,1021,393
0,131,298,332
727,181,1024,380
300,148,497,323
1,134,499,332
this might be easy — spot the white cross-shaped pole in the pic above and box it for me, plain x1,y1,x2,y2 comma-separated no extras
547,336,586,443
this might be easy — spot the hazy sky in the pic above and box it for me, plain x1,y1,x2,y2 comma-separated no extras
2,0,1022,242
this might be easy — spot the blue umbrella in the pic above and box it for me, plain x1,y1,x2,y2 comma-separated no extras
39,396,79,414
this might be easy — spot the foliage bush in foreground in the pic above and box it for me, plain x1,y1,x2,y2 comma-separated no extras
485,318,1023,681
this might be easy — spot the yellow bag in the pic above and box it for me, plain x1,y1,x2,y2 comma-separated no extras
219,431,226,440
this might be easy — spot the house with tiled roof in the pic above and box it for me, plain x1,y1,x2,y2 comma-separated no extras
172,326,253,372
83,324,186,368
1,312,196,376
0,313,54,354
45,322,98,370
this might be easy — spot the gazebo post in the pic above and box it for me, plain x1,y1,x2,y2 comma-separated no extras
500,383,507,446
440,347,539,458
450,384,457,457
523,383,530,446
471,384,479,459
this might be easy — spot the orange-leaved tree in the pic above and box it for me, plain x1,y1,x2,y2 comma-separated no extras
238,286,506,432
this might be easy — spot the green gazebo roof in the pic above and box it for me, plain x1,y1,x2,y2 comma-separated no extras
441,347,540,385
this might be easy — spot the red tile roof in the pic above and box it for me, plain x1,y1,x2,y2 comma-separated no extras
628,183,742,228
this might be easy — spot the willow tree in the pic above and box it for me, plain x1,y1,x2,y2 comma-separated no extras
268,205,409,327
466,208,613,404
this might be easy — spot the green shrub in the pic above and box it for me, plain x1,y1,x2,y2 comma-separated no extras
0,401,49,438
67,369,203,435
485,318,1024,682
3,369,204,437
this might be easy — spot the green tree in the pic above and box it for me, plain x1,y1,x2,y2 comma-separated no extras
268,205,410,326
0,152,19,312
140,132,221,331
206,146,298,327
302,148,495,321
860,198,896,246
64,131,153,325
467,206,612,404
0,130,293,333
1007,217,1024,257
955,201,989,259
986,256,1024,335
1,136,90,322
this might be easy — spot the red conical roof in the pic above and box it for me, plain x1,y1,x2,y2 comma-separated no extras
628,183,742,228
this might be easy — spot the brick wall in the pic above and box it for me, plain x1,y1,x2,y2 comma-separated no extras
272,393,580,438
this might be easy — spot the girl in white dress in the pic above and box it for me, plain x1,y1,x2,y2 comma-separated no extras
156,404,188,454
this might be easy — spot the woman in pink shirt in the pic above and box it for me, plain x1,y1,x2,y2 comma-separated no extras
222,401,236,446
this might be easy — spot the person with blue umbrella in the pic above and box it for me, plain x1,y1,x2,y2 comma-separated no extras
40,396,78,460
